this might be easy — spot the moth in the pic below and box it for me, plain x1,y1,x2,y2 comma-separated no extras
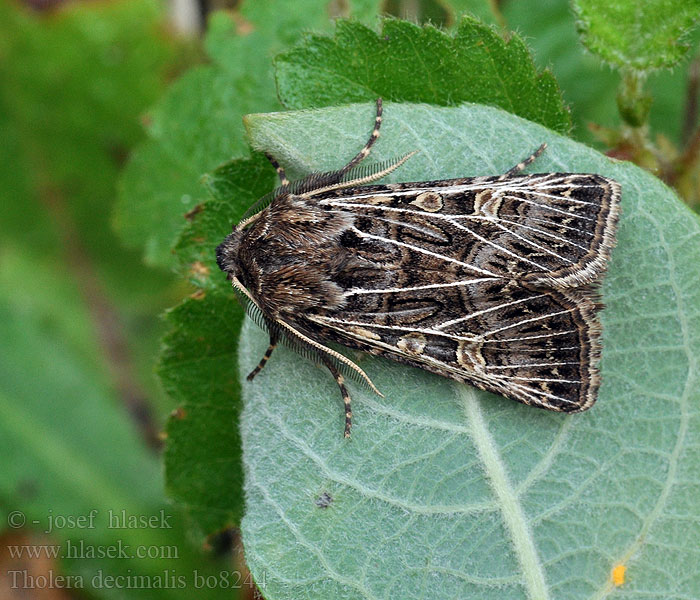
216,99,621,437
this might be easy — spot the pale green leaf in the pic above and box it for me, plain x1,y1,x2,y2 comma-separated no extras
238,102,700,600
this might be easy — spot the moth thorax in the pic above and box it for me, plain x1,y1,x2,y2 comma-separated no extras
269,262,347,315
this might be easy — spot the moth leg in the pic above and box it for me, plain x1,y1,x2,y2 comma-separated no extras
501,143,547,179
337,97,383,175
321,357,353,438
247,335,278,381
274,316,383,397
264,152,290,186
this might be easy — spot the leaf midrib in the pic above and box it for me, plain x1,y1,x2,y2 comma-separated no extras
459,386,550,600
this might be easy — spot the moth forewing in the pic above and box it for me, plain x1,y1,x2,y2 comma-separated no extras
216,99,621,437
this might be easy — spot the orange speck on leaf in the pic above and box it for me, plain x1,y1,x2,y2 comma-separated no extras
612,564,626,586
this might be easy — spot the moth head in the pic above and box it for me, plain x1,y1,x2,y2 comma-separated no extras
215,229,242,276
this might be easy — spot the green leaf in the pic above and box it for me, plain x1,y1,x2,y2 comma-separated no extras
275,17,571,134
159,292,245,534
0,0,176,287
159,154,277,533
235,102,700,599
573,0,700,71
503,1,700,146
501,0,618,146
175,153,276,292
115,0,378,268
0,0,180,417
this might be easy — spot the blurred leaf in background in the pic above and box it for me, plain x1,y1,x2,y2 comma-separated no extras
574,0,699,70
503,0,700,205
0,0,242,597
0,0,185,418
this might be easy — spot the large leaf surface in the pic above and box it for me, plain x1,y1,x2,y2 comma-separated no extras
236,102,700,599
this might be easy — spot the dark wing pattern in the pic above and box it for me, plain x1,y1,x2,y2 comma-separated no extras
317,173,619,287
305,279,599,412
294,173,620,412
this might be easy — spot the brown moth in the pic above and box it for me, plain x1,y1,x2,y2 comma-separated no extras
216,99,621,437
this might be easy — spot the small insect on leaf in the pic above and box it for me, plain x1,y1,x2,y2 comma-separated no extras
216,99,621,438
315,492,333,508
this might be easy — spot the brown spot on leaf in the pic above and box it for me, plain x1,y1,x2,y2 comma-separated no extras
190,261,210,278
171,406,187,420
184,204,204,220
